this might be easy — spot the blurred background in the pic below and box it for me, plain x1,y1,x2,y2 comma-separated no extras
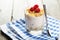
0,0,60,25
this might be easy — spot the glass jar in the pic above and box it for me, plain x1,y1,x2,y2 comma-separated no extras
25,0,45,32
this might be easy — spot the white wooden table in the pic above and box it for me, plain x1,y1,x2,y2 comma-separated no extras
0,0,60,40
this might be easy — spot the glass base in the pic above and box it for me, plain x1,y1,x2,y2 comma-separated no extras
29,30,43,36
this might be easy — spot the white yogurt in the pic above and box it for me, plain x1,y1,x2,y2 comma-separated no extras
25,13,45,31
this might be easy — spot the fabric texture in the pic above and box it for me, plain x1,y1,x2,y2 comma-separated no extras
0,15,60,40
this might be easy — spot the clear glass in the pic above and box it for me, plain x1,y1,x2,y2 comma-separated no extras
25,0,45,33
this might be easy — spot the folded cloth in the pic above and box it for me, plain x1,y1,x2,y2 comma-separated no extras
0,15,60,40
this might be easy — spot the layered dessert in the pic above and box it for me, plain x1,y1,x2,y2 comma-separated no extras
25,4,44,31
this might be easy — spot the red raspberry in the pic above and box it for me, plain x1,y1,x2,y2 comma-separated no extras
33,4,39,9
30,7,35,12
34,8,40,13
30,4,39,12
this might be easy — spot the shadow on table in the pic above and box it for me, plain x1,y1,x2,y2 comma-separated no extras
1,31,12,40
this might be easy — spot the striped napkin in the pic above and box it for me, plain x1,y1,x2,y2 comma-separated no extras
0,15,60,40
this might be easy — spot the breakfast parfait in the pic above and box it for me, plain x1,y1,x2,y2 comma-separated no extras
25,4,44,31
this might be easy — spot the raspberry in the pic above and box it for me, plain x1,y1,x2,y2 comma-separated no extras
34,8,40,13
30,4,39,12
33,4,39,9
30,7,35,12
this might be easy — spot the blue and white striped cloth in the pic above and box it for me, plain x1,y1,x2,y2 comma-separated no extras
1,15,60,40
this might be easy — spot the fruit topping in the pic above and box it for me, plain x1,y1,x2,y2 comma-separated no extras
33,4,39,9
29,4,40,13
30,7,35,12
35,7,40,13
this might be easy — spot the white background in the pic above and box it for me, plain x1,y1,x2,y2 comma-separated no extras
0,0,60,25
